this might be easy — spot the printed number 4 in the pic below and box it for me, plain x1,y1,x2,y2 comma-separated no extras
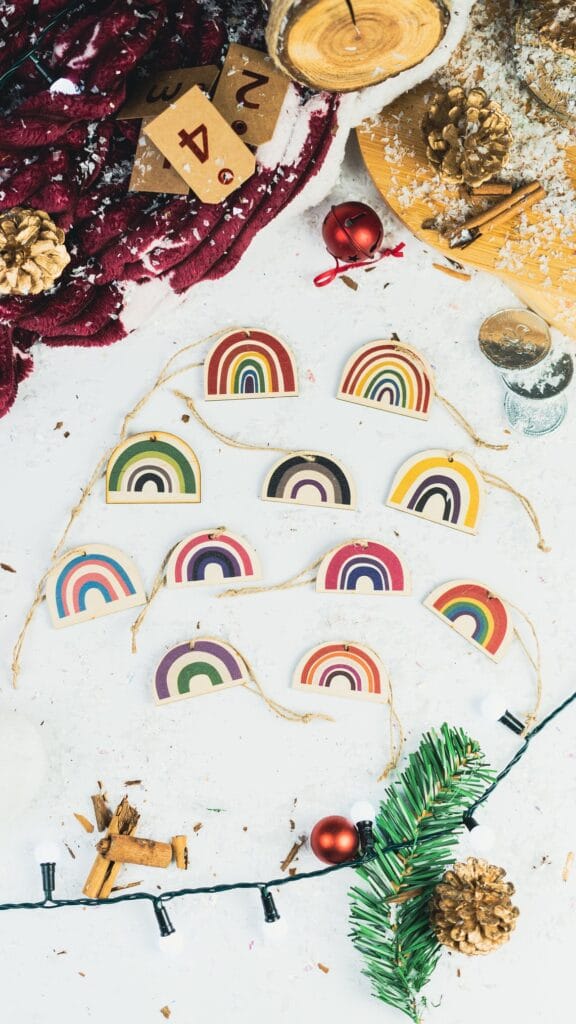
179,124,209,163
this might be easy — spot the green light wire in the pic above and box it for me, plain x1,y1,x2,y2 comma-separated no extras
0,689,574,917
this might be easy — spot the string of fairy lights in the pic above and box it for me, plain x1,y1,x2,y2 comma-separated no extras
1,689,574,944
0,2,89,93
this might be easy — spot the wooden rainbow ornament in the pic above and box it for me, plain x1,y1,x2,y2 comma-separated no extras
45,544,146,629
262,452,356,510
106,431,201,504
337,339,508,449
424,580,513,663
166,529,260,588
204,328,298,400
293,641,390,704
315,540,410,595
154,637,250,704
387,449,484,535
338,340,433,420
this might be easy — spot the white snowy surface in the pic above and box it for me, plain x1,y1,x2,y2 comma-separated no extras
1,141,575,1024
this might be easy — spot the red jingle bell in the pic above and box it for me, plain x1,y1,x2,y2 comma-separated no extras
321,201,384,263
310,815,360,865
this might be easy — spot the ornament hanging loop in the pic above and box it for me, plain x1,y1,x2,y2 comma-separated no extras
313,243,405,288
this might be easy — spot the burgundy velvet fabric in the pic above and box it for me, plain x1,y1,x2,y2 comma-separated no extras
0,0,339,416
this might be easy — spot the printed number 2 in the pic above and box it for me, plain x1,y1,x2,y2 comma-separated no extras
236,70,269,110
178,124,209,163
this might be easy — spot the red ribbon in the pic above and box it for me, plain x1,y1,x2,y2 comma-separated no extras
313,242,406,288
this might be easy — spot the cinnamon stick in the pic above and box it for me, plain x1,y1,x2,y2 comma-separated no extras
171,835,189,870
97,835,172,868
469,183,513,196
83,797,140,898
449,181,546,247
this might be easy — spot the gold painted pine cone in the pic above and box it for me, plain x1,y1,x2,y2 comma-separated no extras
0,207,70,296
423,86,512,187
429,857,519,955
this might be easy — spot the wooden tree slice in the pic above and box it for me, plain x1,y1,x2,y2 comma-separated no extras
356,84,576,339
265,0,450,92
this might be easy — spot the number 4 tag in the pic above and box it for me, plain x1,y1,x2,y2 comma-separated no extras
144,85,256,205
212,43,289,148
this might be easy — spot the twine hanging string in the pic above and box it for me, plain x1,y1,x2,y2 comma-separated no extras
479,467,550,553
130,527,230,653
219,539,373,599
507,600,544,733
11,329,239,688
313,243,405,288
378,677,405,782
198,641,333,726
173,391,296,455
435,392,508,451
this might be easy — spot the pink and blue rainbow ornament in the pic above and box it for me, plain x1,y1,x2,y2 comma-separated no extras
45,544,146,628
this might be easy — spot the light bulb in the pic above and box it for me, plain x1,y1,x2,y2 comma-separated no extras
479,693,508,722
466,823,495,854
260,915,288,946
158,930,184,956
350,800,376,823
34,841,59,864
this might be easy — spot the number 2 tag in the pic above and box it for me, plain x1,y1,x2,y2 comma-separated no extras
212,44,289,147
144,85,256,204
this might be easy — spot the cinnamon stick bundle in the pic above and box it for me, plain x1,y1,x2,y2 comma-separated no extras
83,797,140,899
449,181,546,247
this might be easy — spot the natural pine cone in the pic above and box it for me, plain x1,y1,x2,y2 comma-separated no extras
429,857,519,955
422,86,512,188
0,207,70,296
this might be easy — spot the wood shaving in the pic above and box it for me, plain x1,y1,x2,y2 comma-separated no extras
317,963,330,974
432,262,472,280
160,1009,171,1019
74,812,94,834
111,880,142,892
181,413,190,423
193,822,203,833
64,844,76,860
562,851,574,881
123,779,142,786
54,421,63,430
339,274,358,291
91,793,113,832
0,562,16,572
280,834,307,872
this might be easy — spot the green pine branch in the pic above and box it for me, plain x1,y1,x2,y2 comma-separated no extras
349,724,494,1023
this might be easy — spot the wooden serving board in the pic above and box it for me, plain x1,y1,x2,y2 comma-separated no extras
356,83,576,339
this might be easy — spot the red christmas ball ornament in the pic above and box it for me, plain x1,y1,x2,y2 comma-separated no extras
310,815,360,865
321,201,384,263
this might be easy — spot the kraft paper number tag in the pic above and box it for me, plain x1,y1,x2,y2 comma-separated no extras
129,118,190,194
144,85,256,204
118,66,219,119
212,43,289,147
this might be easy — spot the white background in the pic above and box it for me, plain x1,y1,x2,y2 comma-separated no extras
1,143,575,1023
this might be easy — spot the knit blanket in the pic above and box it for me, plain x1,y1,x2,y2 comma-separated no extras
0,0,474,417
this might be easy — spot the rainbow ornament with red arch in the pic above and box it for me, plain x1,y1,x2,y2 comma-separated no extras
292,641,389,703
154,637,249,705
316,539,410,595
337,340,434,420
424,580,513,662
45,544,146,629
263,451,356,510
204,328,298,400
166,530,260,588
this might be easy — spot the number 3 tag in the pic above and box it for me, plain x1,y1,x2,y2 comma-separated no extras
212,44,289,147
144,85,256,205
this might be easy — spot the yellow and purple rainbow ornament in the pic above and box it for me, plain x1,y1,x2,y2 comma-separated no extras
387,449,484,535
262,451,356,510
292,641,389,704
166,530,260,588
337,340,434,420
106,431,201,504
154,637,249,705
204,328,298,400
316,540,410,595
45,544,146,629
424,580,513,662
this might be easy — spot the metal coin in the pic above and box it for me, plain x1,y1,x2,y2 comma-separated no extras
478,309,551,370
502,351,574,399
